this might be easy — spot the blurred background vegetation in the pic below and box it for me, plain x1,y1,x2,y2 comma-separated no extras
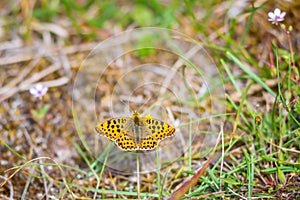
0,0,300,199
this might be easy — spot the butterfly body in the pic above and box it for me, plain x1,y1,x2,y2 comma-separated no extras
95,111,175,151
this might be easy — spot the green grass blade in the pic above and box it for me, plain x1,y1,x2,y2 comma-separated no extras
227,51,277,97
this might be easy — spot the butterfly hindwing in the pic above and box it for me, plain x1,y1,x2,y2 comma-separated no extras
138,136,158,150
116,131,138,151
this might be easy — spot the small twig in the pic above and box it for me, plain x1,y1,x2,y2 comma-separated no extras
159,45,202,95
230,79,278,102
168,124,222,200
0,43,97,66
58,44,72,76
0,56,41,95
107,169,118,195
136,153,141,200
21,167,34,199
227,187,247,200
219,123,224,191
20,64,61,88
0,157,78,199
0,64,68,102
0,38,23,51
20,77,69,91
189,191,224,199
23,128,49,200
0,87,19,103
0,175,14,200
39,162,49,200
0,53,35,66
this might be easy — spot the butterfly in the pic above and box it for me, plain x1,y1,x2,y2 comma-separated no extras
95,111,175,151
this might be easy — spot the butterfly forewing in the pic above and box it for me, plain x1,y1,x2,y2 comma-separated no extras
143,117,175,141
95,117,131,140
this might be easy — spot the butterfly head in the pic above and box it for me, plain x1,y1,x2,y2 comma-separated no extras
132,110,140,124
